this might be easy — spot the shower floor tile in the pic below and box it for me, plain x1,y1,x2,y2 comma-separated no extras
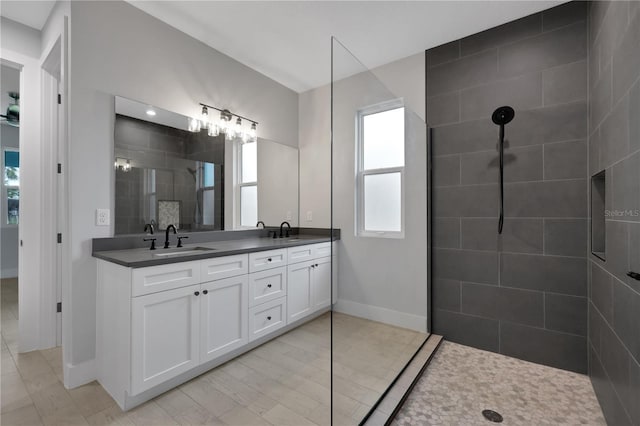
394,341,605,426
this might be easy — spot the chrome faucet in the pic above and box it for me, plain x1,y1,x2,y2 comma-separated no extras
279,221,291,238
164,224,177,249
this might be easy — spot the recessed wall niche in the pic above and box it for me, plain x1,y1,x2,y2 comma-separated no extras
591,171,605,260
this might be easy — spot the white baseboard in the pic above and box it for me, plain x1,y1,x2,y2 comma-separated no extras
334,299,427,333
1,268,18,279
64,358,96,389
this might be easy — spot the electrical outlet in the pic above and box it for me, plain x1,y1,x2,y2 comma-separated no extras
306,211,313,222
286,211,292,220
96,209,110,226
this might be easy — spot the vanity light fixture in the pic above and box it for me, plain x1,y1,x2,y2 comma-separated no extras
114,157,131,172
196,103,258,142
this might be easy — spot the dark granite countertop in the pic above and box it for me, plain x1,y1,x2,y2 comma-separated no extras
93,234,334,268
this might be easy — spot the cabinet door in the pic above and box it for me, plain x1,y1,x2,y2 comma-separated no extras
287,260,313,322
131,284,200,395
200,276,248,363
312,257,332,311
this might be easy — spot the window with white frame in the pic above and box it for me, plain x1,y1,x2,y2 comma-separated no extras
237,140,257,227
356,100,404,237
3,149,19,226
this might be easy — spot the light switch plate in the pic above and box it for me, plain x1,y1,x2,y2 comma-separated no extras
306,211,313,221
286,211,292,220
96,209,110,226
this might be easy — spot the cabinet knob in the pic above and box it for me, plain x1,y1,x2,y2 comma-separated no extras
267,284,272,288
194,291,200,296
203,290,208,295
315,264,319,267
267,258,272,262
267,316,272,321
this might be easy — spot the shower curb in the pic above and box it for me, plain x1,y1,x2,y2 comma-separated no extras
361,334,444,426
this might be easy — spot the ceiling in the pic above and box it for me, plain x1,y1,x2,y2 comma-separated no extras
0,1,55,30
128,1,565,92
1,1,566,92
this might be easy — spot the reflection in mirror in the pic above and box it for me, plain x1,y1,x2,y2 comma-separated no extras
114,97,299,234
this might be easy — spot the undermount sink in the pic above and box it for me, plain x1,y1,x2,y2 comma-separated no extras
153,247,215,257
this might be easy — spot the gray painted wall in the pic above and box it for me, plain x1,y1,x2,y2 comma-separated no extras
428,2,589,373
587,2,640,425
68,0,299,366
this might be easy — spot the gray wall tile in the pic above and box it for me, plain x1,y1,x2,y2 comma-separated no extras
629,223,640,294
460,145,542,185
431,119,496,156
591,262,614,323
544,140,587,180
433,248,499,285
433,309,499,352
461,218,543,254
605,220,629,283
427,49,498,96
501,253,587,295
498,22,587,78
590,345,634,426
589,63,612,131
432,155,460,187
629,79,640,153
460,73,542,121
612,11,640,104
427,92,460,126
544,218,588,257
461,283,544,327
505,180,587,217
433,218,460,249
543,1,587,31
500,321,587,373
433,185,499,218
611,152,640,221
426,40,460,67
600,92,630,168
460,13,542,57
612,279,640,362
600,321,631,408
545,293,587,336
508,101,587,147
589,301,604,355
543,60,588,106
433,278,461,312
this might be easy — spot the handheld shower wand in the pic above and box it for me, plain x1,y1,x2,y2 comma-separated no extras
491,106,515,234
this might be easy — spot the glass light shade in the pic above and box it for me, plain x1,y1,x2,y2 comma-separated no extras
188,117,201,132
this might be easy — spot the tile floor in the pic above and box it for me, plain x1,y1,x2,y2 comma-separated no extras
0,278,425,425
393,341,606,426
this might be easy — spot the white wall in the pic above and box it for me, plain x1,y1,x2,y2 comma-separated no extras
258,139,299,227
298,52,428,331
67,0,299,371
0,17,43,351
1,65,20,278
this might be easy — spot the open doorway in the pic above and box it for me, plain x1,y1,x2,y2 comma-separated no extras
1,64,21,354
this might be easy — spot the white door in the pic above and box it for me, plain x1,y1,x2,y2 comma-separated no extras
312,257,332,311
131,284,200,395
200,275,248,363
287,260,313,322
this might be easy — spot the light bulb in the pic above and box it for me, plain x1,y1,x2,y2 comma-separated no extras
208,122,219,137
234,117,242,138
188,117,201,132
249,122,257,142
146,109,156,116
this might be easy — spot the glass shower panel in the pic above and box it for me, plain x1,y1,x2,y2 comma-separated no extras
331,37,429,424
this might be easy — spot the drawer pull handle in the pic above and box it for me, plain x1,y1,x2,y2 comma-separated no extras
315,264,319,267
194,291,200,296
267,284,272,288
267,258,272,262
267,316,272,321
203,290,208,295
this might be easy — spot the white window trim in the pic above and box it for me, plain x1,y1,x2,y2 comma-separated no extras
355,99,405,239
235,140,257,229
2,147,19,228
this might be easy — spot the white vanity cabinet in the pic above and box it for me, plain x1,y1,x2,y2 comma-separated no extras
96,240,337,410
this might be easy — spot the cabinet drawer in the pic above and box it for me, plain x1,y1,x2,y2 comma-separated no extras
313,242,332,258
249,267,286,307
132,261,200,297
249,249,287,273
287,245,314,264
201,254,248,282
248,297,286,341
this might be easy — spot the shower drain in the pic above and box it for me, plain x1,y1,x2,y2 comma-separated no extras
482,409,504,423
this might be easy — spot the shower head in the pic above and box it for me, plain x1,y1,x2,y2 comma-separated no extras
492,106,515,126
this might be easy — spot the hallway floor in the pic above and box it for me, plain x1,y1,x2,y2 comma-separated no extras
394,341,606,425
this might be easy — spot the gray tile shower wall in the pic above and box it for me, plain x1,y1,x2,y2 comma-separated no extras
587,2,640,425
428,2,589,374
